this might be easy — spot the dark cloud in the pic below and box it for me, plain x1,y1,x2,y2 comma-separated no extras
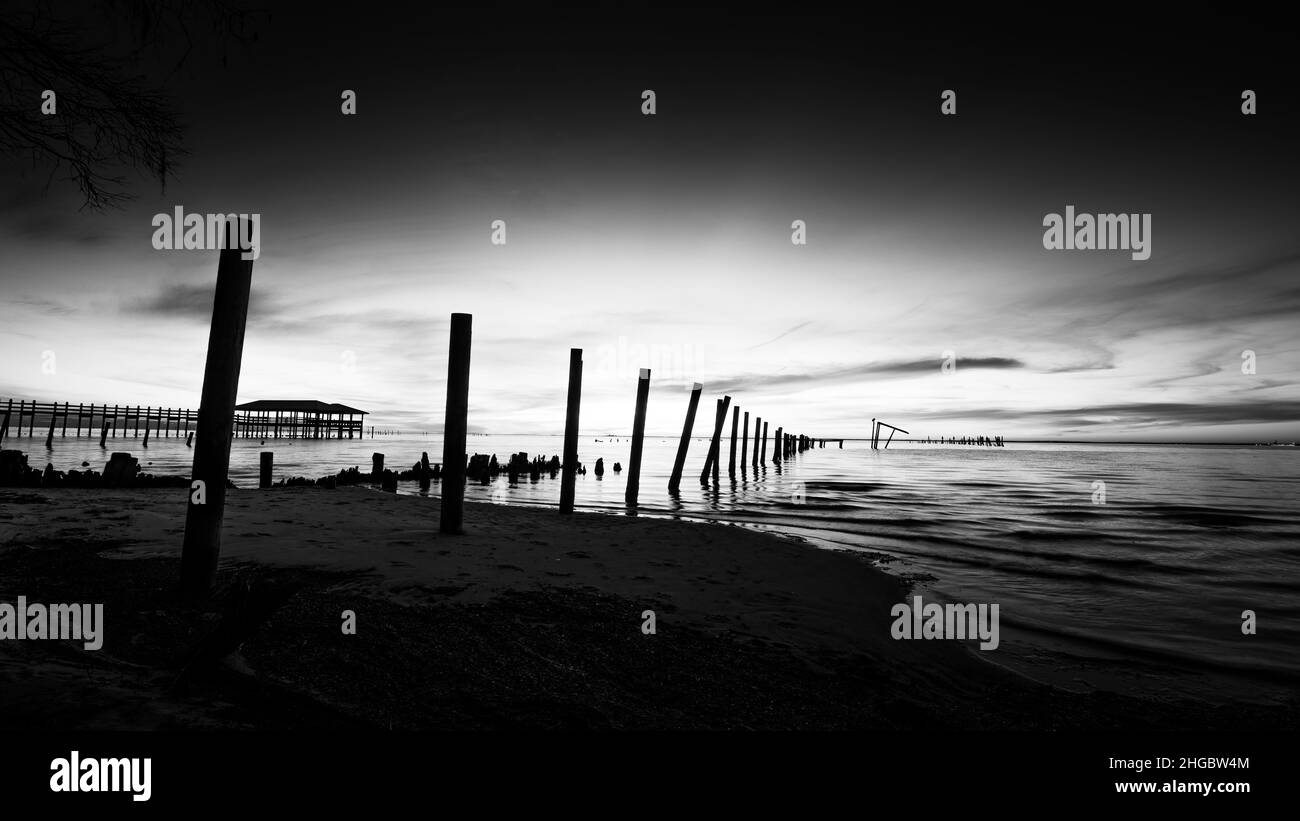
125,283,215,319
666,356,1025,394
916,400,1300,428
9,297,77,316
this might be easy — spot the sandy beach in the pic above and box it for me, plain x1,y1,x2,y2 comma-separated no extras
2,485,1294,731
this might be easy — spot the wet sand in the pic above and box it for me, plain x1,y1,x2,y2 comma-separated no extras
1,486,1295,730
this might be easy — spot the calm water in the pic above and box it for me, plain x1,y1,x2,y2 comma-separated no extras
15,431,1300,698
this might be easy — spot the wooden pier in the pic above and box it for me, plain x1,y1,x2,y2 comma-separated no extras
0,398,367,442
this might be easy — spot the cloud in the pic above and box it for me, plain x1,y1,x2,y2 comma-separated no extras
749,320,813,349
679,355,1025,393
8,297,78,316
914,399,1300,428
124,283,215,319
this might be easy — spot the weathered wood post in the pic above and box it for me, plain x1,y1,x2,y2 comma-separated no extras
1,398,10,441
440,312,472,534
713,396,731,485
773,426,782,462
700,395,730,485
668,383,702,493
559,348,583,515
142,409,151,447
625,368,651,507
61,402,68,437
99,421,109,448
259,451,273,489
181,242,255,596
752,415,761,467
760,421,769,464
372,452,384,480
44,406,55,449
728,405,739,478
740,410,749,472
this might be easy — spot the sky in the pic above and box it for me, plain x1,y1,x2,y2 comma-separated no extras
2,5,1298,441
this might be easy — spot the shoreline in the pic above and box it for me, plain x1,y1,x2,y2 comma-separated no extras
2,486,1296,730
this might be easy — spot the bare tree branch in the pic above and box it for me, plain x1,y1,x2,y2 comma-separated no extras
0,1,265,210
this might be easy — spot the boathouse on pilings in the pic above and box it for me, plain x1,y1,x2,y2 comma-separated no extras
233,400,368,439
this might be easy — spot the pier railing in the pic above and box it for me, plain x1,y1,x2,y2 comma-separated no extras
0,399,364,442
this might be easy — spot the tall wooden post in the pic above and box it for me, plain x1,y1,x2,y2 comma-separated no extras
440,313,472,534
752,416,761,467
668,383,702,493
45,407,55,448
713,396,731,485
61,402,68,437
728,405,739,478
142,409,151,447
773,426,782,462
700,395,730,485
559,348,583,515
625,368,651,507
760,421,769,463
259,451,273,489
181,243,255,596
740,410,749,471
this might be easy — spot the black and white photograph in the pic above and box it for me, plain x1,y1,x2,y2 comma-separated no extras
0,1,1294,807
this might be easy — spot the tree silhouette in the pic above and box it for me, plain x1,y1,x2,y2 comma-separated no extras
0,1,263,210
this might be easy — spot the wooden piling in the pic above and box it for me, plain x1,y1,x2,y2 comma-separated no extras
668,383,702,493
439,312,473,534
372,452,384,480
728,405,739,478
259,451,273,489
181,243,256,596
45,408,55,448
740,410,749,471
559,348,583,515
142,411,151,447
714,396,731,485
99,421,108,447
701,395,730,485
625,368,651,507
752,415,761,467
773,426,782,462
61,402,68,437
760,421,769,464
